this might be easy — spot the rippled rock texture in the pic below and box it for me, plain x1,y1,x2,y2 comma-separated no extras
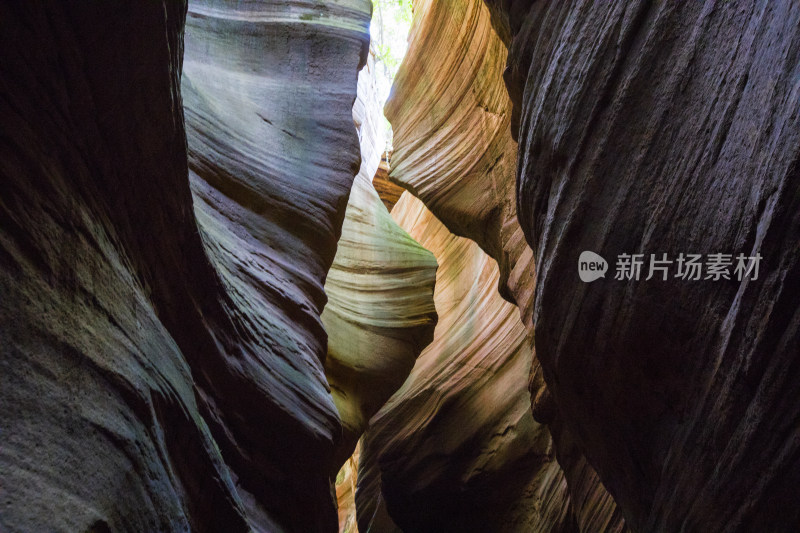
356,193,573,532
323,52,437,470
182,1,371,530
1,1,370,531
372,156,404,212
336,445,361,533
384,0,625,531
385,0,532,315
487,1,800,531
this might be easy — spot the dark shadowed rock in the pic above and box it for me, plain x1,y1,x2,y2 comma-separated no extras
488,0,800,531
0,3,247,531
0,1,371,531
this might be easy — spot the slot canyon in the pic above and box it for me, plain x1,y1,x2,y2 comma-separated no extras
1,1,798,532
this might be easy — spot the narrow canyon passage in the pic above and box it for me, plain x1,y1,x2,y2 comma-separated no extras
1,1,799,533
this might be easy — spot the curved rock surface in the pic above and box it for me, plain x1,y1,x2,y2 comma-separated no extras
1,1,370,532
487,1,800,531
323,52,438,469
182,1,371,529
356,193,573,532
0,4,238,531
5,1,795,532
385,0,531,315
372,156,404,212
384,0,624,531
335,443,361,533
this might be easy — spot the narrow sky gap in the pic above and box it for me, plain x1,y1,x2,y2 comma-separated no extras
369,0,413,150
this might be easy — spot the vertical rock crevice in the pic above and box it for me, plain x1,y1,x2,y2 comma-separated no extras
323,50,438,472
356,192,571,532
4,1,797,532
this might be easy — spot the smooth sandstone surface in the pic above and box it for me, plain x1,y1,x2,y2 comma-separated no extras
3,1,796,532
335,443,361,533
182,0,371,530
384,0,624,531
385,0,532,318
1,1,372,531
486,1,800,531
323,52,438,470
356,193,573,532
372,156,404,212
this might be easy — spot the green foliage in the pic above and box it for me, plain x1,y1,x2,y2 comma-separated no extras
372,0,412,21
370,0,413,79
370,0,413,148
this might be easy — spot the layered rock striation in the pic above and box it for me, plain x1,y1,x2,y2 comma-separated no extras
385,0,532,314
1,1,372,532
323,52,438,470
356,193,573,532
181,0,371,530
336,444,362,533
383,0,625,531
4,0,795,532
486,1,800,531
0,4,236,531
372,155,404,212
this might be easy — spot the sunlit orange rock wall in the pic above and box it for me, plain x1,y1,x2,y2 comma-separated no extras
383,0,625,531
385,0,532,316
336,445,362,533
356,193,573,532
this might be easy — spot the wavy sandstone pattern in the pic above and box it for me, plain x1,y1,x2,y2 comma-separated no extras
383,0,625,531
486,1,800,531
372,156,404,212
0,1,370,531
356,193,573,532
323,52,438,470
385,0,532,317
181,1,372,529
336,444,362,533
3,1,796,532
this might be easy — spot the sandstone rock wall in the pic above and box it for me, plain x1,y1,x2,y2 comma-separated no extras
336,444,362,533
323,51,438,470
181,1,371,529
372,155,404,212
486,1,800,531
356,193,573,532
0,1,372,531
0,3,245,531
4,1,795,531
382,0,626,531
385,0,532,315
